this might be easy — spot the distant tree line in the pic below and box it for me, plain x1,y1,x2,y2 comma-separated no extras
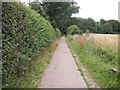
68,18,120,34
29,0,120,35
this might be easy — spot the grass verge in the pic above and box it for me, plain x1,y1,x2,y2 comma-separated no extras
66,36,118,88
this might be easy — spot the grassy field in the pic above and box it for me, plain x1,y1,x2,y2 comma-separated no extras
66,34,119,88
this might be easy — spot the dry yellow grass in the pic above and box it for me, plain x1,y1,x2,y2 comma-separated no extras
91,34,118,47
73,35,86,47
51,40,58,50
72,33,119,48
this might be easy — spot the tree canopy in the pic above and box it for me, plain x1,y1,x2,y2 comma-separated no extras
29,0,80,35
42,1,80,34
29,0,120,34
67,17,120,34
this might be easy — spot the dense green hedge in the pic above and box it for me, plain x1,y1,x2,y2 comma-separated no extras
2,2,56,87
67,25,80,35
55,28,61,38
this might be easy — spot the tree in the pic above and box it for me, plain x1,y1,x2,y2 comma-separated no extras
102,22,113,34
85,18,97,33
100,19,106,25
29,0,41,13
29,0,49,20
96,22,104,33
107,20,120,34
68,17,87,33
67,25,80,35
42,0,80,34
97,19,120,34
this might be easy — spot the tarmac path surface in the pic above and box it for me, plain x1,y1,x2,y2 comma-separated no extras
40,37,87,88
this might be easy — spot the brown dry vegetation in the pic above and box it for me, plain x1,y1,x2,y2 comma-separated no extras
91,34,118,47
73,33,119,48
51,40,59,51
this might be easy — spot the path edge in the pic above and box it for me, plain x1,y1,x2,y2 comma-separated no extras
65,38,100,88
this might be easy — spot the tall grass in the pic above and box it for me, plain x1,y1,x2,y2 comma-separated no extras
67,34,119,88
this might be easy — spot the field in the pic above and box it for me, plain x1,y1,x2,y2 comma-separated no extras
73,33,118,48
67,33,119,88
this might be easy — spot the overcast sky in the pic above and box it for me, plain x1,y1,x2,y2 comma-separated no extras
23,0,119,21
73,0,119,21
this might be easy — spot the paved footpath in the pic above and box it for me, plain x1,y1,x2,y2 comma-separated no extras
40,37,87,88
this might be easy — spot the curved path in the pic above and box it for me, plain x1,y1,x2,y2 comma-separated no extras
40,37,87,88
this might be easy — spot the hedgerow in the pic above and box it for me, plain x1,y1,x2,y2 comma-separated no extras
55,28,61,38
2,2,56,88
67,25,80,35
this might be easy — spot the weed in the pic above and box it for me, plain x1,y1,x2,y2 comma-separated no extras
67,34,118,88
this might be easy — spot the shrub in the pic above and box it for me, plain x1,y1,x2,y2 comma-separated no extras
79,30,83,35
55,28,61,38
2,2,56,88
67,25,80,35
86,30,89,34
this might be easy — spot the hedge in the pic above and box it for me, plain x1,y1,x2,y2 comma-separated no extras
55,28,61,38
67,25,80,35
2,2,56,88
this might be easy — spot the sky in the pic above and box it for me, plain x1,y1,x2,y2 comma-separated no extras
73,0,119,21
22,0,119,21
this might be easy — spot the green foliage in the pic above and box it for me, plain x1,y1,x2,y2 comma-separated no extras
29,0,41,13
107,20,120,34
86,18,97,32
100,19,106,25
79,30,83,35
68,17,120,34
92,46,118,65
86,30,89,34
2,2,56,88
42,1,80,34
29,0,120,35
29,0,49,20
55,28,61,38
102,22,113,34
67,25,80,35
68,17,97,33
67,37,118,88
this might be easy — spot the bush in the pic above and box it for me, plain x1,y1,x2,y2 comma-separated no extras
2,2,56,88
86,30,89,34
55,28,61,38
67,25,80,35
79,30,83,35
